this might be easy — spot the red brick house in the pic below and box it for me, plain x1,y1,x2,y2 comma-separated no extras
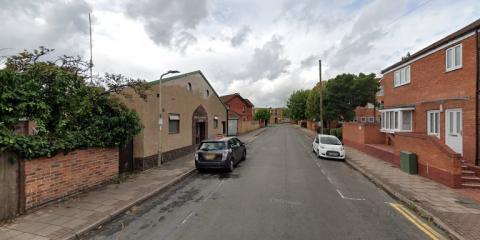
354,103,380,124
344,18,480,188
221,93,258,135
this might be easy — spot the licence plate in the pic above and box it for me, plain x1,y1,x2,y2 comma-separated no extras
327,152,339,157
203,154,216,160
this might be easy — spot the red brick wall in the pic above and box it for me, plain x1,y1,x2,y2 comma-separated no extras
343,122,386,145
394,133,462,188
24,148,118,209
307,121,317,132
381,34,478,164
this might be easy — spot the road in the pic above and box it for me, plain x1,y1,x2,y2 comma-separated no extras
85,124,446,240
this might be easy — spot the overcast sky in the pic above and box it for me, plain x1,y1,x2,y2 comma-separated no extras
1,0,479,107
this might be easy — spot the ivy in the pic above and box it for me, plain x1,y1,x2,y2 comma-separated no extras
0,48,144,159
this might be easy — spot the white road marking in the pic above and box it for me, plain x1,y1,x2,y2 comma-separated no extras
336,189,366,201
320,169,326,175
327,177,334,184
181,212,195,225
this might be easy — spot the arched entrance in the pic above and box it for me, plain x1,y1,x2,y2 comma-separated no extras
192,105,208,145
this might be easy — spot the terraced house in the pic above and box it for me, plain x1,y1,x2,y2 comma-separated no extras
379,19,480,188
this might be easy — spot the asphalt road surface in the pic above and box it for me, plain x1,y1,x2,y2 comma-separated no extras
85,124,447,240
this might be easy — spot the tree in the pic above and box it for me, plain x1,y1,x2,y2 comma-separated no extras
323,73,379,122
0,47,148,159
306,82,326,121
254,109,271,126
286,89,310,121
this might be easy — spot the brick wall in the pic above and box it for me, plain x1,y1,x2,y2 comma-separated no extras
343,122,386,145
238,120,260,134
395,133,462,188
24,148,118,209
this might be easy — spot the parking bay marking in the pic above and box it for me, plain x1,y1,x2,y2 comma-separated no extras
388,202,447,240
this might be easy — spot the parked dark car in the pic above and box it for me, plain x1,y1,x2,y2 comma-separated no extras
195,137,247,172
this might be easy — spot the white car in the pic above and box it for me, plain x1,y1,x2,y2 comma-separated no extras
312,134,345,160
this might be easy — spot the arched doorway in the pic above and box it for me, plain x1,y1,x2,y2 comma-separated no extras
192,105,208,145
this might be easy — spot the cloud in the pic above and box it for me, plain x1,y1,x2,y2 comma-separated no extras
0,0,92,55
325,0,408,72
300,55,320,69
230,26,251,47
237,35,291,80
126,0,209,51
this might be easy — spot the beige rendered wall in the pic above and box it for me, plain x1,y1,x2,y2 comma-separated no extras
161,73,227,153
114,85,160,159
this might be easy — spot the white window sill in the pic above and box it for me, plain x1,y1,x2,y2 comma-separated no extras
380,129,413,133
393,82,411,88
446,65,462,72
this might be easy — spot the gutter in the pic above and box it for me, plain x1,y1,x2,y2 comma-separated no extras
476,28,480,166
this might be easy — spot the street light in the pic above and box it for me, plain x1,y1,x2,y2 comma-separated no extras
158,70,180,165
160,70,180,80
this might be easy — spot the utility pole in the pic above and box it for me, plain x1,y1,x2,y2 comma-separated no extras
89,12,93,84
319,60,323,134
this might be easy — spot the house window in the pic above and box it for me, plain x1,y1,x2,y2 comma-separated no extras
213,116,219,129
368,117,375,123
377,85,384,96
206,89,210,97
394,66,410,87
427,111,440,137
360,117,366,123
380,109,413,132
187,82,192,91
242,106,246,113
446,44,462,71
169,114,180,134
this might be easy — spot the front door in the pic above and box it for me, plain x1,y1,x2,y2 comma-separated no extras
445,109,463,155
195,122,206,144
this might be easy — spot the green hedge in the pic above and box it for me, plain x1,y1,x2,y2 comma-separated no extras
329,128,343,140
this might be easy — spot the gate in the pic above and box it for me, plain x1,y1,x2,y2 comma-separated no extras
228,119,238,136
119,140,134,173
0,152,19,220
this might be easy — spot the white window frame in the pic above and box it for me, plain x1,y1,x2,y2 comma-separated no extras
368,117,375,123
360,117,366,123
427,110,440,138
380,108,414,133
393,66,411,87
445,44,462,72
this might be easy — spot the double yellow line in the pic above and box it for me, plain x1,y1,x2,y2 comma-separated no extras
389,203,447,240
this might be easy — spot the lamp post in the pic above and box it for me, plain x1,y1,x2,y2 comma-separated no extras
158,70,180,165
319,60,323,134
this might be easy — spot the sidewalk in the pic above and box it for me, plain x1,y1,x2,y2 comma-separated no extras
0,127,266,240
298,126,480,240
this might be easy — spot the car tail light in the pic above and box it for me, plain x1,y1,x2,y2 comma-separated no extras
222,149,232,160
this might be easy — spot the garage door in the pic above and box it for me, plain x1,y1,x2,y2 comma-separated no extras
228,119,238,136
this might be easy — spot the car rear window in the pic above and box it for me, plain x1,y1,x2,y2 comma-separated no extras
199,142,226,151
320,136,342,145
